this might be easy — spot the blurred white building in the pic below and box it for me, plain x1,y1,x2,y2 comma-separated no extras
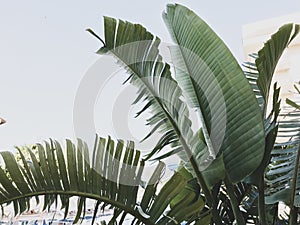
242,13,300,101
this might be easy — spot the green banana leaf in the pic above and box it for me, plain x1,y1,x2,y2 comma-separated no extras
89,15,223,188
163,4,265,183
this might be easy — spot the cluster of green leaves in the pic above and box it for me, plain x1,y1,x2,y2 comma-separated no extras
0,136,213,224
0,3,300,225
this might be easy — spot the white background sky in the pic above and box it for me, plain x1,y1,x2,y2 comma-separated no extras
1,0,300,150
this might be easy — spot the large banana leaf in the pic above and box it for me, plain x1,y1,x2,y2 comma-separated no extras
234,23,300,224
245,23,299,121
256,24,300,112
95,17,198,162
0,136,206,224
238,23,300,188
163,4,265,183
89,16,223,189
243,24,300,187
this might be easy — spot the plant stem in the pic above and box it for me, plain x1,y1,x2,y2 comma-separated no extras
289,207,298,225
272,203,278,225
224,175,245,225
188,154,223,225
258,175,267,225
289,143,300,225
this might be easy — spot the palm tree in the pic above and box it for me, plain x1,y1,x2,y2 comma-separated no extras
0,3,299,224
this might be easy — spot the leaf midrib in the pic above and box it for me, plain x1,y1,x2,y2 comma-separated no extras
108,47,215,210
109,49,193,158
0,190,155,225
165,15,216,158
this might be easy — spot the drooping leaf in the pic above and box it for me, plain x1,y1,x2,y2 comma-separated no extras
95,16,200,161
0,137,207,224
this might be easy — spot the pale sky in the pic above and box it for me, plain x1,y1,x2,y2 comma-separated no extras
1,0,300,151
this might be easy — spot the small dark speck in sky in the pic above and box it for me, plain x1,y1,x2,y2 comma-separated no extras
0,118,6,125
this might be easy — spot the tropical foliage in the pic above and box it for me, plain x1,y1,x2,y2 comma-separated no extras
0,3,300,225
0,136,211,224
